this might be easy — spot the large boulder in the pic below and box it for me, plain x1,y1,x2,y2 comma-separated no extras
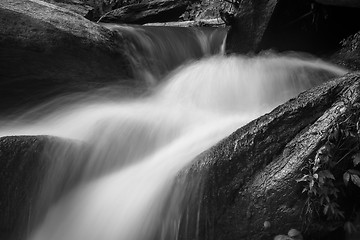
0,0,134,113
179,73,360,240
224,0,278,54
98,0,189,24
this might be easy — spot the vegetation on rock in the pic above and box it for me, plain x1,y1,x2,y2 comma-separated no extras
333,31,360,71
297,99,360,237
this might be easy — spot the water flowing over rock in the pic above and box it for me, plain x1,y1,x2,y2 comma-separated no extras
0,54,349,240
179,73,360,240
101,24,227,80
0,136,66,240
0,0,134,113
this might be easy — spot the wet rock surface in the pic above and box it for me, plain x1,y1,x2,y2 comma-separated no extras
0,136,51,240
224,0,278,54
0,0,134,114
98,0,189,24
0,135,89,240
180,73,360,240
40,0,94,18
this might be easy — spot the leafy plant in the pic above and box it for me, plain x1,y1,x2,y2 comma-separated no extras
297,101,360,233
340,31,360,52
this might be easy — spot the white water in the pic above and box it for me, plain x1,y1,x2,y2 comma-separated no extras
0,55,347,240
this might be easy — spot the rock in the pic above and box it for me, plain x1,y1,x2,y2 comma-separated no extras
274,235,293,240
40,0,94,19
288,228,303,240
0,0,134,113
40,0,120,21
331,31,360,71
0,136,54,240
144,18,225,27
0,135,89,240
225,0,278,54
315,0,360,8
258,0,360,54
225,0,360,55
85,0,119,21
179,73,360,240
263,220,271,229
98,0,189,24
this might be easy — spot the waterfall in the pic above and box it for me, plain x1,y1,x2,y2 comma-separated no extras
101,24,227,84
0,25,348,240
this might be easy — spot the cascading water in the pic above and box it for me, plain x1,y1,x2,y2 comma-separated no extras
102,24,227,83
0,25,348,240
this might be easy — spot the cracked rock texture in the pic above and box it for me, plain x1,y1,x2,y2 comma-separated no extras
179,73,360,240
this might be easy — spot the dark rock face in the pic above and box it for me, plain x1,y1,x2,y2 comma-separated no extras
0,136,50,240
98,0,189,24
225,0,278,54
225,0,360,55
84,0,119,21
0,135,88,240
259,0,360,54
180,73,360,240
315,0,360,8
0,0,134,114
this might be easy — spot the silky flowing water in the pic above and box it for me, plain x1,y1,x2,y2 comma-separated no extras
0,25,348,240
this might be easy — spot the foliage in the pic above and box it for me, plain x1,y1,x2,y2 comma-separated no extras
297,101,360,234
340,31,360,53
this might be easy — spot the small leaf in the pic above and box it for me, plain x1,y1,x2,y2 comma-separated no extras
353,153,360,166
348,169,360,176
351,175,360,188
320,170,335,180
344,221,357,234
296,175,311,182
330,204,335,214
331,188,340,198
344,172,350,186
337,210,345,219
313,164,320,172
310,179,315,190
324,205,329,215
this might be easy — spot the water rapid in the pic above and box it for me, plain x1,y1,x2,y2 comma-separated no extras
0,26,348,240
